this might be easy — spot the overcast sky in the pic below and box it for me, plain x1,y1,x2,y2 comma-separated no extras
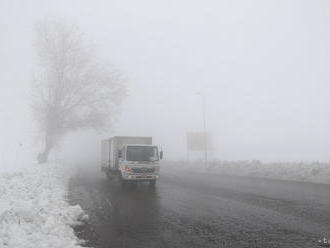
0,0,329,169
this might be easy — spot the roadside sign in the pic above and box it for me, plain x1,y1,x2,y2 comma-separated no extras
186,132,212,152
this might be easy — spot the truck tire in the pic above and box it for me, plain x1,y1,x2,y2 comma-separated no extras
149,180,156,187
121,180,129,188
119,174,127,187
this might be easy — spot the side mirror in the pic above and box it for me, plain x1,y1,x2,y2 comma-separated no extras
160,151,163,160
118,150,122,158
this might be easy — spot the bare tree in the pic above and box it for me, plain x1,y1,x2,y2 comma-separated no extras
33,19,126,163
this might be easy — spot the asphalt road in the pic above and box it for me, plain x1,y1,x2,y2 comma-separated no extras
68,165,330,248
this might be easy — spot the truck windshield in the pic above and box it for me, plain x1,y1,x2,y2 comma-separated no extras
126,146,159,162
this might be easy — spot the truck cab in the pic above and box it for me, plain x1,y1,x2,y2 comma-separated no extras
118,144,162,185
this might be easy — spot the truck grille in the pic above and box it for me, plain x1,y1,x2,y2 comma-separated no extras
131,167,155,173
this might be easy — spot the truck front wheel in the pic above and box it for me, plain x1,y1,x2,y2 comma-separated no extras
149,180,156,187
120,179,127,187
106,171,112,180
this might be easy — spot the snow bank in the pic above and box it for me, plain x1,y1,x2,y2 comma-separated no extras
170,161,330,185
0,163,88,248
206,161,330,184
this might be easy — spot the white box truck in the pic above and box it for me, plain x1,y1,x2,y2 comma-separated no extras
101,136,163,186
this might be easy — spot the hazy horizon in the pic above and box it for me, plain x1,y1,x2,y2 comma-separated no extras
1,0,330,172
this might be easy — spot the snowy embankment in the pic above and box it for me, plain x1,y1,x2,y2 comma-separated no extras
170,161,330,185
206,161,330,184
0,163,88,248
209,161,330,184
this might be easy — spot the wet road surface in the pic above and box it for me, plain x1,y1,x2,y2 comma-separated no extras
69,165,330,248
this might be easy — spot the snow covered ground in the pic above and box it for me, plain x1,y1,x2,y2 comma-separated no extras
170,160,330,185
0,163,88,248
207,161,330,184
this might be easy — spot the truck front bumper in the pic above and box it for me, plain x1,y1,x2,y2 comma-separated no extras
122,173,159,181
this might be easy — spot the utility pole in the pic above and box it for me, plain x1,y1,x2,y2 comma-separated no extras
197,92,208,169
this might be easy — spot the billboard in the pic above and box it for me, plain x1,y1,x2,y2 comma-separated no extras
186,132,212,152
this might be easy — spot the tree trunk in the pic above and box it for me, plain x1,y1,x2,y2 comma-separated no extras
37,135,54,164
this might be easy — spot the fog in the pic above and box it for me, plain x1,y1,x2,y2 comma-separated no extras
1,0,330,172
